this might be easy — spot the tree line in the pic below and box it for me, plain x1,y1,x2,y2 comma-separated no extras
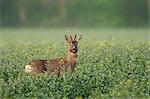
1,0,149,27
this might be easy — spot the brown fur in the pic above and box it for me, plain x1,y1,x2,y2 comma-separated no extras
25,34,82,77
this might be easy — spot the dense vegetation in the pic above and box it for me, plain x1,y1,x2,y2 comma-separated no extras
0,41,149,98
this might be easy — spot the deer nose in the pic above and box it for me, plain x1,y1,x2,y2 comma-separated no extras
72,46,77,50
72,46,76,50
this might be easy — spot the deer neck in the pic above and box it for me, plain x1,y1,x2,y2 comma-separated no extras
66,49,77,67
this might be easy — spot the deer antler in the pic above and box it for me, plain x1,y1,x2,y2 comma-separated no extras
74,34,77,40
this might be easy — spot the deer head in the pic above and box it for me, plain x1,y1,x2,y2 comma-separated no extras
65,34,82,53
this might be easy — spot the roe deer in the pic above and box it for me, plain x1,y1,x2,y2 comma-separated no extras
25,34,82,77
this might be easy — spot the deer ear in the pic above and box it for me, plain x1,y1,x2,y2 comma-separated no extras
78,35,82,41
65,35,69,42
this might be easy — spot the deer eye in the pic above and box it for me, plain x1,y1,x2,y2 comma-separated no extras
75,42,78,45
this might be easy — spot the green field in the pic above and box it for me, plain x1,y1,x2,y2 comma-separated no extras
0,28,149,45
0,28,150,98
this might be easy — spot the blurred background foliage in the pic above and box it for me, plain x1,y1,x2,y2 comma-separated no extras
1,0,149,28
